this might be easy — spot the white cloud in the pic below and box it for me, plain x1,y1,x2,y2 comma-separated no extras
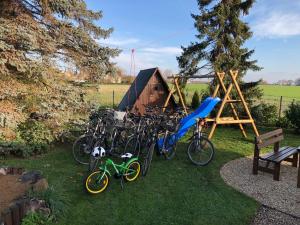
140,47,182,55
98,37,140,46
252,12,300,38
98,36,182,74
112,47,181,75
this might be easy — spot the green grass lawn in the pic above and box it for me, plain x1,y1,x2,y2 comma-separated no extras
2,127,300,225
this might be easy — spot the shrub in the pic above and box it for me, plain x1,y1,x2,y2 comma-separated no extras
21,211,51,225
275,116,291,128
251,103,278,126
16,119,54,156
18,119,54,145
28,186,69,221
285,101,300,133
191,91,200,109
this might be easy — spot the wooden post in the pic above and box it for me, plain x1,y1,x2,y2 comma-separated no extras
274,163,280,181
174,78,187,114
297,152,300,188
216,72,247,138
163,76,187,115
278,96,283,118
253,137,259,175
1,208,13,225
207,70,259,139
112,90,115,109
229,70,259,137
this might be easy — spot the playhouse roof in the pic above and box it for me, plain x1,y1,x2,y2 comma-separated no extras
118,67,176,111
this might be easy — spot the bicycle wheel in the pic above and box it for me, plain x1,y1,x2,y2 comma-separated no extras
124,137,141,157
187,136,215,166
142,143,155,177
85,170,109,194
124,161,141,182
73,134,95,165
163,133,176,160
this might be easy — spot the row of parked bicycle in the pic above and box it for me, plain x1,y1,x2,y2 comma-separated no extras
72,107,215,194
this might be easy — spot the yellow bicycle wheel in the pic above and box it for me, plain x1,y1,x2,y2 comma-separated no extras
125,161,141,182
85,170,109,194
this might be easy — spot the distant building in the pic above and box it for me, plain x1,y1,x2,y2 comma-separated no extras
276,80,294,86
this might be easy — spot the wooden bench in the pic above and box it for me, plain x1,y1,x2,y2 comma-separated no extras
253,128,299,181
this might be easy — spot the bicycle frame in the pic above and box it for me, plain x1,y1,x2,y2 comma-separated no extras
98,157,139,177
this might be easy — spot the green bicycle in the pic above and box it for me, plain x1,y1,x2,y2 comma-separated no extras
85,149,141,194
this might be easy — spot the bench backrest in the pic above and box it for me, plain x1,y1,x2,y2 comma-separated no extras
255,128,284,150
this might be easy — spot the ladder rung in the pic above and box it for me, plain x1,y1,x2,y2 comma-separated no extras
225,100,242,103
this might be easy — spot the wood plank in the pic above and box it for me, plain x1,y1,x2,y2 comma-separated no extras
258,166,274,174
262,147,297,162
229,70,259,136
216,119,253,124
257,135,284,149
256,129,283,142
225,100,242,103
11,203,20,225
1,208,13,225
268,147,298,162
260,146,290,160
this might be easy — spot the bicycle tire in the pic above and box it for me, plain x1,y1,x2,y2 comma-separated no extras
187,136,215,166
142,142,155,177
73,134,95,165
124,137,141,157
124,160,141,182
85,170,109,194
163,133,177,160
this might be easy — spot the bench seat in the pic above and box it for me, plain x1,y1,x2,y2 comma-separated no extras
253,129,299,182
260,146,298,163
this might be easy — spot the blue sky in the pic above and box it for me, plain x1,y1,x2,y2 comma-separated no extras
86,0,300,83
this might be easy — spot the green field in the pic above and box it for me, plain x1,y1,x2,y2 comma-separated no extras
84,83,300,108
261,85,300,98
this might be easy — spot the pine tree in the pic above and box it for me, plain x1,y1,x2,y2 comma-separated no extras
0,0,120,81
191,91,200,109
177,0,262,101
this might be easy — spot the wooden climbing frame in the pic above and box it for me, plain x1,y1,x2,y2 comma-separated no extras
163,74,214,115
163,75,188,114
206,70,259,139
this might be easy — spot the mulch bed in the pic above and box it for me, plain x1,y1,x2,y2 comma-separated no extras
0,174,30,213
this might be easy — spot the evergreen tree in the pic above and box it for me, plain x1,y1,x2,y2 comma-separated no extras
191,90,200,109
0,0,120,81
177,0,262,101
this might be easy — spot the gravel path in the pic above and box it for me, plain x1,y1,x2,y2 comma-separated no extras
251,206,300,225
220,157,300,217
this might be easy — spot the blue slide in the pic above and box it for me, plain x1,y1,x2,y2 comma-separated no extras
158,97,221,149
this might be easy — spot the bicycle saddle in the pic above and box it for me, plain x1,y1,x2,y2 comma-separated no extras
121,153,133,159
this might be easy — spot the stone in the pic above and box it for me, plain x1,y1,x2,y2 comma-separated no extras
19,171,42,183
32,178,48,192
0,168,7,175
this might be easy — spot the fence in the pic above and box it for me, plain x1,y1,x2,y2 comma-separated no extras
259,95,300,118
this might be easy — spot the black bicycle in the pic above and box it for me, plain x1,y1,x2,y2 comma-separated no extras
187,119,215,166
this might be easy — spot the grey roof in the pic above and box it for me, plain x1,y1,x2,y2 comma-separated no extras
118,67,175,111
